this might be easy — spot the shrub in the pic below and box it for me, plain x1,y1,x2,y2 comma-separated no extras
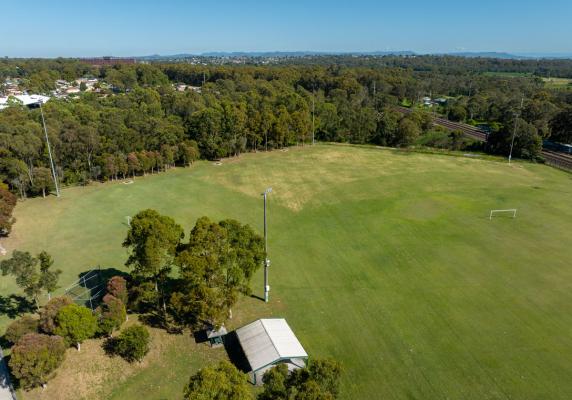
113,324,150,362
4,315,39,345
107,276,128,305
97,294,127,336
128,281,158,313
9,333,66,389
184,360,252,400
39,296,73,334
260,358,343,400
54,303,98,350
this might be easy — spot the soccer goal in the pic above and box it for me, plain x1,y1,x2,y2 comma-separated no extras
489,209,517,220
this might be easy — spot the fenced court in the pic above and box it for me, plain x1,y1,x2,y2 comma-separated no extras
64,268,106,311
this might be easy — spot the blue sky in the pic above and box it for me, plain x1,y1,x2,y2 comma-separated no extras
1,0,571,57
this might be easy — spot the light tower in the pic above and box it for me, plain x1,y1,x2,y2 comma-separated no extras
508,97,524,165
39,102,60,197
261,187,272,302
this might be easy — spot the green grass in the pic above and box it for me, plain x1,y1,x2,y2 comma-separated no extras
2,144,572,399
482,71,533,78
542,77,572,89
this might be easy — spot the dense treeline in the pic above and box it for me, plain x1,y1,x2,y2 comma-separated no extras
1,58,571,208
274,54,572,78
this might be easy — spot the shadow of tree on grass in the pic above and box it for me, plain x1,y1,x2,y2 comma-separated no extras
0,295,36,319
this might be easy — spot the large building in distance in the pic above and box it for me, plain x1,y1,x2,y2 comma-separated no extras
79,56,137,66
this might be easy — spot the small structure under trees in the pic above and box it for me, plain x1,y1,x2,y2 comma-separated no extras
206,325,227,348
235,318,308,385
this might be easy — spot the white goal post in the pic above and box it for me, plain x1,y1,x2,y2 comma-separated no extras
489,209,517,220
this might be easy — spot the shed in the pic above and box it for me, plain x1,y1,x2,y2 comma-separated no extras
206,325,227,347
235,318,308,385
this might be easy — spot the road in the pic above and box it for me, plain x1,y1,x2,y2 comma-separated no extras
0,346,16,400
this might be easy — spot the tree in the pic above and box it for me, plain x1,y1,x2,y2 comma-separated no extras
260,359,343,400
107,276,128,305
0,185,17,235
487,117,542,159
184,360,252,400
112,324,150,362
448,104,468,122
97,294,126,336
37,251,60,296
127,152,141,178
39,296,73,334
54,303,98,351
374,108,400,146
9,333,66,389
219,219,265,295
32,167,53,197
171,217,263,328
259,363,289,400
4,315,39,345
0,250,61,307
395,118,421,147
123,209,184,311
179,140,200,166
550,107,572,144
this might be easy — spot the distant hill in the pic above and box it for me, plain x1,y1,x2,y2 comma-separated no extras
444,51,527,59
135,51,572,61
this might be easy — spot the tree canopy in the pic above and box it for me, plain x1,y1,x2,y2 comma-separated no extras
54,303,98,350
170,216,264,328
9,333,66,389
2,56,570,209
259,359,343,400
183,360,252,400
0,250,61,307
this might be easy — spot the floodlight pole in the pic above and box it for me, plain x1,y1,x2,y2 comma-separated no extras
39,102,60,197
312,88,315,145
508,97,524,165
262,187,272,302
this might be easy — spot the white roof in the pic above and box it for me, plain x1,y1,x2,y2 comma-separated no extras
236,318,308,372
0,94,50,109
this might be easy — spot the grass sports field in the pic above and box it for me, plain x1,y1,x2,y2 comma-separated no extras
2,144,572,399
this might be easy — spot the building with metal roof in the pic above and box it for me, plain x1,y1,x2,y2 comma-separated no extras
235,318,308,385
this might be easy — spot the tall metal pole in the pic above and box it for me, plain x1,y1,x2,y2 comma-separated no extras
311,89,315,146
39,103,60,197
508,97,524,165
262,187,272,302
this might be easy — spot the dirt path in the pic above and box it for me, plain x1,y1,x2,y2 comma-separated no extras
0,346,16,400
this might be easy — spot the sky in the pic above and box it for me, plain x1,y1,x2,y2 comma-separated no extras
1,0,571,57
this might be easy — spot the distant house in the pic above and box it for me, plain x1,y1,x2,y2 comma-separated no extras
66,87,81,94
235,318,308,385
175,83,188,92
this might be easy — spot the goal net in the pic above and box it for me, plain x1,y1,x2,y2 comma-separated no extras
489,209,517,220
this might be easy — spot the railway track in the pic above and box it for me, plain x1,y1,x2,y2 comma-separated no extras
394,106,572,171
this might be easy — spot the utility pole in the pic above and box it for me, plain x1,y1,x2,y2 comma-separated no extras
39,103,60,197
508,97,524,165
312,88,315,145
261,187,272,302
